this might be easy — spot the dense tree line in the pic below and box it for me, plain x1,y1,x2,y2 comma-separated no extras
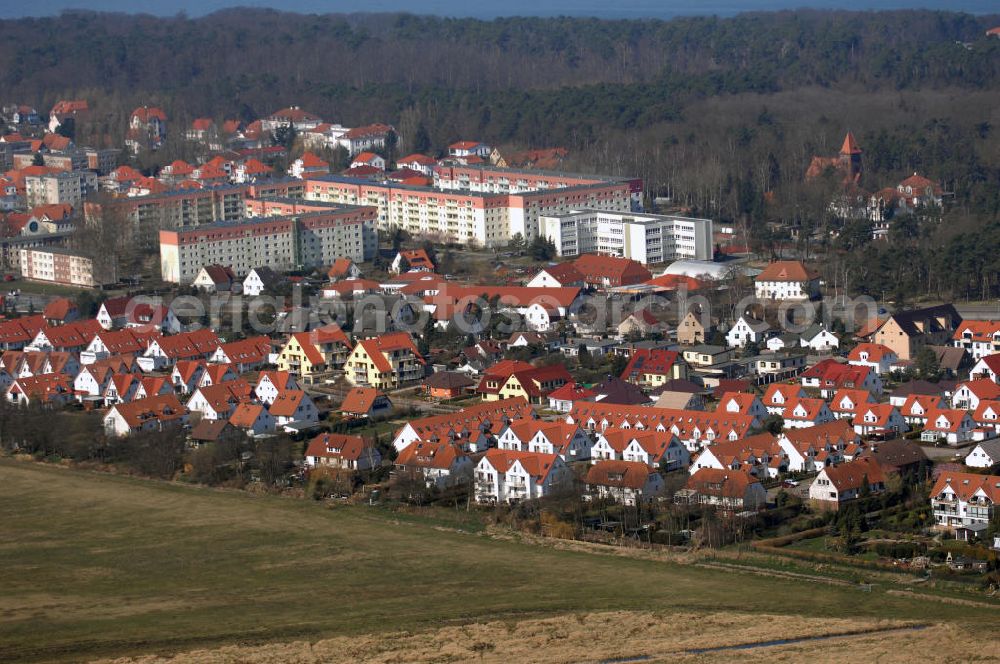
2,9,998,300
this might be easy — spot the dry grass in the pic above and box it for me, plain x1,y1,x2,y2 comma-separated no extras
1,459,995,663
92,610,999,664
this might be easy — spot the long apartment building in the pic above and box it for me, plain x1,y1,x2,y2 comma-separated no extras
159,205,378,284
538,208,714,265
90,179,307,249
20,247,96,287
302,165,641,247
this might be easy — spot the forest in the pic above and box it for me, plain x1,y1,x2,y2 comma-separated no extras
2,8,1000,302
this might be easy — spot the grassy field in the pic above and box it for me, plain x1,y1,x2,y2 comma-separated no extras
0,459,995,663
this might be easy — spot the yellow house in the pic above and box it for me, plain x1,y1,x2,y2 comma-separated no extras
871,305,959,361
475,361,572,404
621,349,688,387
677,311,711,345
344,332,424,390
276,324,352,379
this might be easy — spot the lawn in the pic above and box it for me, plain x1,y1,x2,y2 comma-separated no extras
0,459,993,663
3,279,93,297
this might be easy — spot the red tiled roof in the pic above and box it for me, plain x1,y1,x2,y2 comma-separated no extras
536,262,584,285
931,470,1000,502
111,394,186,428
398,154,436,166
840,131,862,155
267,107,320,123
822,457,884,492
340,386,383,415
756,260,819,282
848,343,897,362
395,441,466,470
953,320,1000,342
191,118,214,131
131,106,166,122
621,348,680,381
42,297,76,322
685,468,760,499
343,123,393,139
306,432,370,462
572,254,652,287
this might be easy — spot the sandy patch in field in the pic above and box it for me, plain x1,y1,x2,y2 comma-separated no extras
91,610,998,664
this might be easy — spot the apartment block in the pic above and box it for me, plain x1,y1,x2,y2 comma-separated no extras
539,208,713,264
19,247,95,287
159,205,377,283
304,168,636,247
25,171,97,207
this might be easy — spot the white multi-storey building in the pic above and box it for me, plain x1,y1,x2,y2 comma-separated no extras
303,166,638,247
159,206,377,284
538,208,713,264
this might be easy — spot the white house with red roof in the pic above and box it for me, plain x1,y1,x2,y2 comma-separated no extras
526,262,585,289
397,154,437,175
853,403,908,437
952,379,1000,410
897,394,942,426
350,151,386,171
337,123,395,155
829,388,875,420
495,420,592,461
229,403,275,436
305,432,381,471
808,457,885,510
585,460,664,506
781,397,836,429
103,394,188,438
930,470,1000,539
209,336,272,373
394,441,473,488
689,434,784,479
262,106,322,133
972,400,1000,436
921,408,976,446
970,353,1000,383
895,172,946,213
288,151,331,178
547,382,596,413
126,106,167,153
847,343,899,375
801,359,882,397
590,428,690,469
390,397,534,453
186,380,253,421
474,449,570,504
778,421,861,473
448,141,491,159
716,392,768,421
197,363,239,390
761,383,806,415
953,320,1000,361
6,373,73,407
391,249,435,274
254,370,299,405
681,468,766,511
753,260,820,301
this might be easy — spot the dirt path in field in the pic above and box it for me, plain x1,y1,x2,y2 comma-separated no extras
92,611,999,664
